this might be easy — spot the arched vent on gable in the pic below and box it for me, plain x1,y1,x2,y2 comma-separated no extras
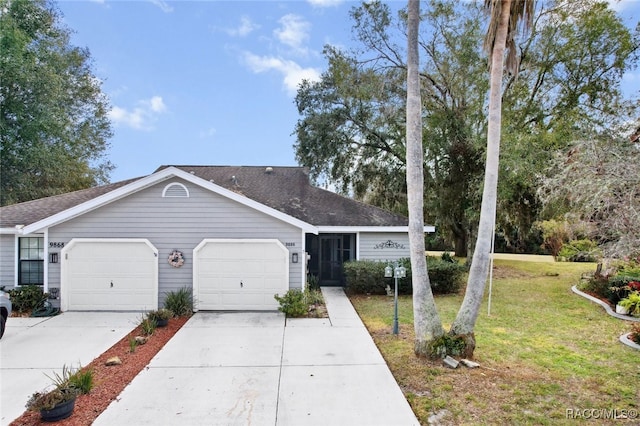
162,182,189,198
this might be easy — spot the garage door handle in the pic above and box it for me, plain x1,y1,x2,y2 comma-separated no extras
240,281,243,288
110,281,114,288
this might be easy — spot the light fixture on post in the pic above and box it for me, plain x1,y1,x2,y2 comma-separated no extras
384,261,406,335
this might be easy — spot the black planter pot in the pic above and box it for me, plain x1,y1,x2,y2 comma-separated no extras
156,318,168,327
40,397,76,422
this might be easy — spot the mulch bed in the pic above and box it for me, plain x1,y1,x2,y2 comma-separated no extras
10,316,188,426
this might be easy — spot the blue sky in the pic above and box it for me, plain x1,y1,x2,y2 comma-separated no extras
56,0,640,183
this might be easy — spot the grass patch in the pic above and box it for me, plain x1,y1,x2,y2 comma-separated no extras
350,260,640,425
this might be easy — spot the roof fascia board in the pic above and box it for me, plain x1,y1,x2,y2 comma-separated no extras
22,167,318,235
0,228,21,235
318,225,435,233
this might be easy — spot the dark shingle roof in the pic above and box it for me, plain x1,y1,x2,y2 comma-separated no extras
0,166,409,228
0,179,140,228
159,166,409,227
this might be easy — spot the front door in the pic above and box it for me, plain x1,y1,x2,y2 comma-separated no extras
319,235,342,286
305,233,355,286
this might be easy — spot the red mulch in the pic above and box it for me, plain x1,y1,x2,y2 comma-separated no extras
10,316,188,426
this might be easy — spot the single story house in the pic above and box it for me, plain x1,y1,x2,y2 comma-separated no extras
0,166,433,312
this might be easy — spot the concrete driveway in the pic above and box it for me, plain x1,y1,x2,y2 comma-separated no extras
0,312,140,425
94,288,419,426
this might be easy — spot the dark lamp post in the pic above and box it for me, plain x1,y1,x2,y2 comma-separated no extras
385,262,406,335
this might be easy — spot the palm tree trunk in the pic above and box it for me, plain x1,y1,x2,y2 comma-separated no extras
406,0,444,357
450,0,512,357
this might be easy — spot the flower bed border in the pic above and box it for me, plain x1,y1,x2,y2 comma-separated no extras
571,285,639,351
619,333,640,350
571,285,640,322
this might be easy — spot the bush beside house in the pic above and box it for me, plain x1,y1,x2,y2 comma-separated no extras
343,256,466,295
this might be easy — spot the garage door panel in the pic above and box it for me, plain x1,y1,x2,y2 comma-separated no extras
69,290,155,311
68,260,155,276
62,239,158,311
194,239,289,311
220,292,269,307
68,276,155,291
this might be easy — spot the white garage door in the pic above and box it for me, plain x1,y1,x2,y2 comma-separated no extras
61,239,158,311
193,239,289,311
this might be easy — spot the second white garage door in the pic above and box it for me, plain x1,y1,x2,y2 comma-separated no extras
193,239,289,311
61,239,158,311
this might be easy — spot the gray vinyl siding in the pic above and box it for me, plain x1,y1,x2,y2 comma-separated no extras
0,234,16,288
48,178,303,307
358,233,410,261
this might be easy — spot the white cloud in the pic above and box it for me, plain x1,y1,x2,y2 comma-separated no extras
226,16,260,37
108,96,168,130
243,52,321,95
148,0,173,13
274,14,311,55
149,96,167,113
307,0,344,7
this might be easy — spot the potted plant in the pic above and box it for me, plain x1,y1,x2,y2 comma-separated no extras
618,291,640,317
26,365,82,422
147,308,173,327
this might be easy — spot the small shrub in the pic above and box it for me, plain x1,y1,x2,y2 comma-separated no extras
68,368,93,395
140,317,157,336
427,257,466,295
577,273,612,300
274,289,308,317
307,274,320,290
538,219,570,258
343,260,388,295
147,308,173,322
558,239,601,262
8,285,48,313
344,258,466,295
304,288,324,305
129,336,138,353
26,388,79,412
618,291,640,317
164,287,193,317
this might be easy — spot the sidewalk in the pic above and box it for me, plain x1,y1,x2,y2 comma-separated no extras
94,287,419,425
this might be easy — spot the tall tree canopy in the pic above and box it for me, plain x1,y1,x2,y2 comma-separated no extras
539,125,640,258
0,0,113,206
294,0,639,257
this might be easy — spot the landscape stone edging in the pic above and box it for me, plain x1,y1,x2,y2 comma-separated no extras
571,285,640,351
619,333,640,350
571,285,640,322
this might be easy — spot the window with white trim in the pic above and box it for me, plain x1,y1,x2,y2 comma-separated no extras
18,237,44,285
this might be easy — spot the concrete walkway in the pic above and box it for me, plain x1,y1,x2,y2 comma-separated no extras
94,287,419,426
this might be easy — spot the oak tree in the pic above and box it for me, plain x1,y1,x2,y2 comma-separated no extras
0,0,113,206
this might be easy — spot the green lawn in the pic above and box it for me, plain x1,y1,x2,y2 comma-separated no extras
350,260,639,425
